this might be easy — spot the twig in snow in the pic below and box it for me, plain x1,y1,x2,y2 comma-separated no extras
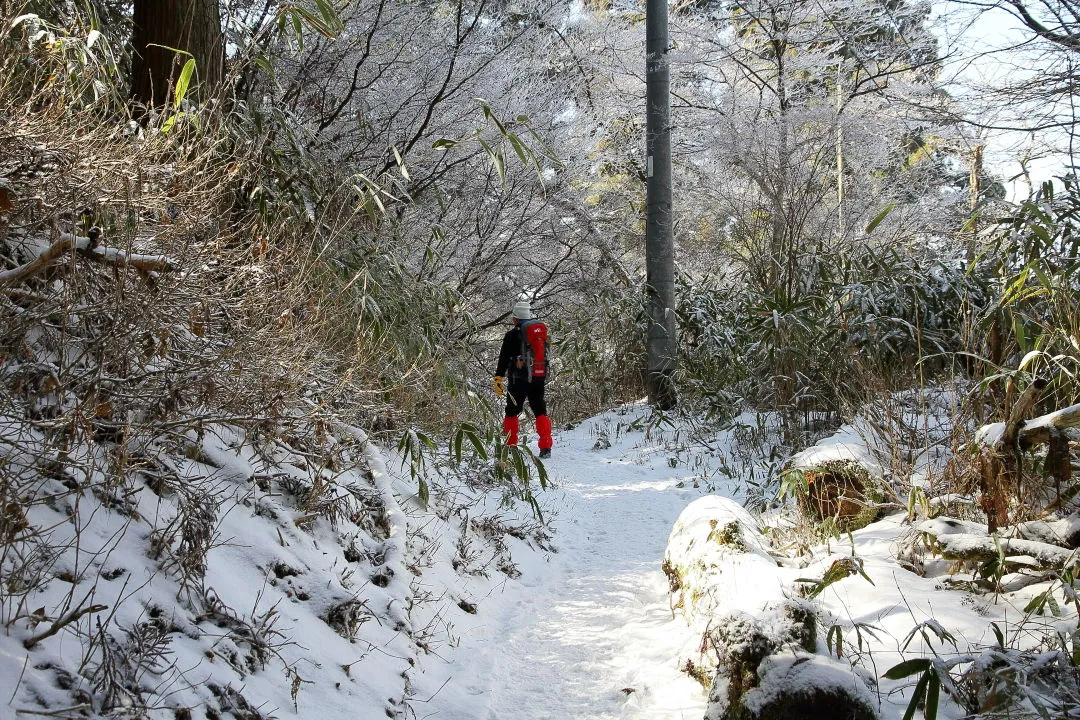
22,601,108,649
16,704,92,717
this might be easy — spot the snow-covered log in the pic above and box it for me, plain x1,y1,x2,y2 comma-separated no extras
969,379,1080,533
1017,513,1080,548
1017,402,1080,445
975,402,1080,450
0,231,177,287
918,518,1079,568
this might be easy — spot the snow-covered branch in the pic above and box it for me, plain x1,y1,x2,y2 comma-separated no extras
919,518,1078,568
0,232,178,287
974,401,1080,448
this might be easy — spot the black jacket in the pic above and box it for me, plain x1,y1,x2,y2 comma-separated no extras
496,325,526,383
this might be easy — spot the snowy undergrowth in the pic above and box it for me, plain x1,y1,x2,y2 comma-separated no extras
0,411,549,719
5,384,1078,720
666,388,1080,720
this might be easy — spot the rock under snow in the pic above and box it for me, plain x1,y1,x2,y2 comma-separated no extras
663,495,781,622
712,652,878,720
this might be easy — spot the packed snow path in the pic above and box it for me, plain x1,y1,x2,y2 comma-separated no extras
426,411,714,719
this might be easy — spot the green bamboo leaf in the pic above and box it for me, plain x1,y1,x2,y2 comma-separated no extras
315,0,343,30
901,672,930,720
417,429,435,449
991,622,1005,649
1000,267,1031,307
1014,317,1030,354
417,477,429,509
1030,262,1053,290
960,206,986,232
391,145,411,181
506,132,529,165
254,56,274,76
1017,349,1045,371
462,423,488,460
526,491,544,521
925,672,940,720
452,428,463,464
478,139,503,180
530,451,549,489
292,13,304,49
884,658,931,680
1025,591,1049,614
865,203,895,234
174,58,195,109
827,625,843,658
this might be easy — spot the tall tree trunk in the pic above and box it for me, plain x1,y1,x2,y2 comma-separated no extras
835,66,845,240
131,0,224,108
967,143,984,264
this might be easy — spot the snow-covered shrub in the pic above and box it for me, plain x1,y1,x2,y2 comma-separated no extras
957,647,1080,718
554,277,649,419
700,604,818,702
676,251,989,447
711,652,878,720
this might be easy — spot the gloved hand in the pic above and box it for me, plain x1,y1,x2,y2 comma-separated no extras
493,376,505,397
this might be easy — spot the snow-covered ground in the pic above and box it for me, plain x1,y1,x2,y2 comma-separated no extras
417,408,718,719
417,403,1079,720
3,400,1076,719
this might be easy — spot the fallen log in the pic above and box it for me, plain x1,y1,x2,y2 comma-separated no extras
1020,403,1080,446
975,403,1080,450
970,380,1080,533
927,532,1076,568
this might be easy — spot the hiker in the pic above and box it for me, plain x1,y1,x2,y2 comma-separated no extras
493,299,553,458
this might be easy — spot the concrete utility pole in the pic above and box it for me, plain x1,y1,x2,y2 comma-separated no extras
645,0,677,410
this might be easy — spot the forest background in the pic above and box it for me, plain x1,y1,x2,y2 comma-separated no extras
1,0,1080,716
4,0,1077,445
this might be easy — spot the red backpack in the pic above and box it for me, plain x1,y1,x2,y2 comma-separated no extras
520,319,548,381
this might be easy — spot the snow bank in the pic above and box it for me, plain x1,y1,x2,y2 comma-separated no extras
664,495,784,623
0,414,551,720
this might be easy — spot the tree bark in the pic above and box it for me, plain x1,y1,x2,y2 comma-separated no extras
131,0,224,108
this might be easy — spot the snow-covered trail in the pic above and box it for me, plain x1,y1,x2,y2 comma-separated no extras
424,412,713,719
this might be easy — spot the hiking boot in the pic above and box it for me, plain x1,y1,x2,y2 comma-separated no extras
539,448,551,459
